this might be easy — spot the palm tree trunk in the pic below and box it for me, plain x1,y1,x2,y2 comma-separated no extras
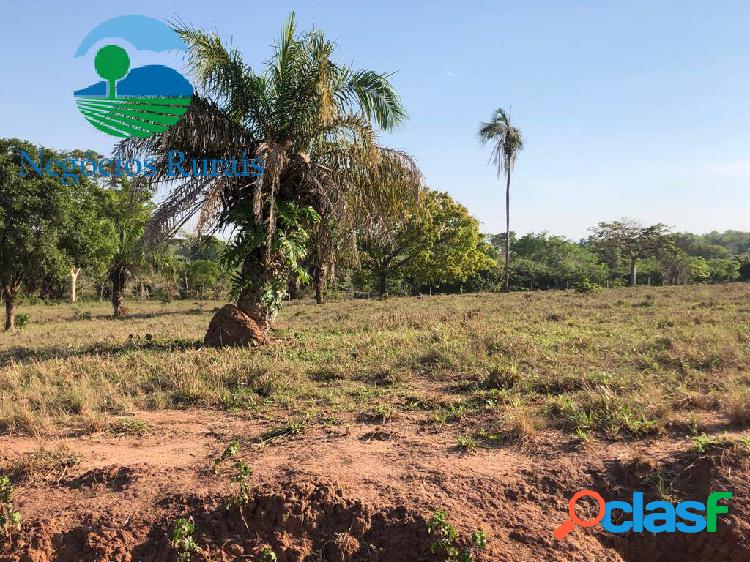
503,169,511,292
236,251,279,331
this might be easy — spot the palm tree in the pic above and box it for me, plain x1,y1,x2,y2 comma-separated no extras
120,13,420,341
101,180,153,317
478,108,523,292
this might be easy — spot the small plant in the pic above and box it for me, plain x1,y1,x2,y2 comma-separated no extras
725,388,750,426
688,413,700,436
470,529,487,551
14,313,30,329
213,442,253,509
361,403,393,423
574,427,590,443
156,290,173,305
261,419,308,441
170,517,198,562
691,432,749,457
259,546,278,561
693,433,720,454
72,308,93,320
427,509,487,562
635,294,655,307
9,445,80,484
482,364,519,390
0,475,22,540
229,460,253,507
108,418,147,437
652,474,673,501
213,440,240,474
428,509,459,560
431,400,477,425
455,436,479,454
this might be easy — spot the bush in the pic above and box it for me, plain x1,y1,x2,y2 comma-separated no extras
574,276,598,293
72,309,92,321
15,313,30,329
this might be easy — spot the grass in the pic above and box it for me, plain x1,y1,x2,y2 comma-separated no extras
4,444,81,484
1,284,749,442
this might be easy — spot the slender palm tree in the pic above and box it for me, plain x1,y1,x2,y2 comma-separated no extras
119,13,420,341
478,108,523,292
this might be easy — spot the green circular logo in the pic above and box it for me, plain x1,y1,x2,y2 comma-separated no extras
73,15,193,138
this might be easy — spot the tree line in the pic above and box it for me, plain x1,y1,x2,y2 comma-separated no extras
2,135,748,333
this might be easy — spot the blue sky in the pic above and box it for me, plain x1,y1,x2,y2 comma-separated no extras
1,1,748,238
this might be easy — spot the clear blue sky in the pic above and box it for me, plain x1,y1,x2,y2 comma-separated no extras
1,1,748,239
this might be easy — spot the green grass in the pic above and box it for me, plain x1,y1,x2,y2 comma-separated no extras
1,284,749,441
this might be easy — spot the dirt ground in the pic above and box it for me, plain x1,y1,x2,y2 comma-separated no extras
1,409,748,562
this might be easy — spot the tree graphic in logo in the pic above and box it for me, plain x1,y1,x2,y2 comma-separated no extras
94,45,130,99
73,15,194,138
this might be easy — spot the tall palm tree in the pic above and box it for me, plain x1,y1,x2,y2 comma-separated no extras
120,13,420,341
478,108,523,292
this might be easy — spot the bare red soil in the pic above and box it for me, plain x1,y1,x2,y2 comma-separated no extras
1,411,748,561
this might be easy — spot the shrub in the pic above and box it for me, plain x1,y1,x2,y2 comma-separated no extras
72,309,92,321
574,277,598,293
427,509,488,561
0,475,21,540
170,517,198,562
15,313,30,329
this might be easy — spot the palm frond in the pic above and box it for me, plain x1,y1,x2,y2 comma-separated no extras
345,70,406,131
478,107,523,176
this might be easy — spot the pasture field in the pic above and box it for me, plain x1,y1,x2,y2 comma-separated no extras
1,284,749,561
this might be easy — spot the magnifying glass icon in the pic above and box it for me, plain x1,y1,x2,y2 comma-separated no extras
554,489,606,540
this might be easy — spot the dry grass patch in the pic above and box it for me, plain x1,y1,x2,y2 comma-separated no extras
1,284,749,443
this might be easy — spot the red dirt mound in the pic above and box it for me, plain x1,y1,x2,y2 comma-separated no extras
204,305,267,347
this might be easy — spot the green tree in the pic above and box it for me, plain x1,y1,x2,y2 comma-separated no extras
100,181,153,317
121,13,420,342
185,260,222,298
0,139,67,329
176,234,226,263
507,233,606,290
689,256,712,283
361,190,495,296
707,258,740,283
654,242,710,285
740,257,750,282
478,108,523,292
58,179,117,302
590,220,670,286
404,191,496,290
702,230,750,255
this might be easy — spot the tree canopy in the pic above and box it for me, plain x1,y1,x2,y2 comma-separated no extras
119,12,421,339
